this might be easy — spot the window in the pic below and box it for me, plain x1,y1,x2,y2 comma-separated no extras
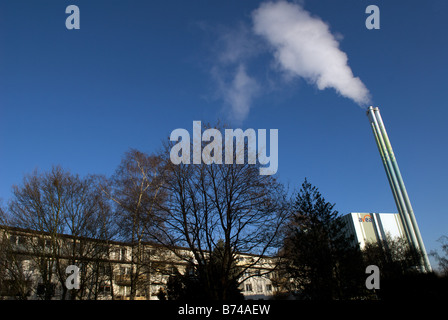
120,267,129,275
266,284,272,292
36,283,56,298
96,244,108,254
98,263,111,275
9,235,17,245
112,248,120,260
99,285,111,295
120,248,127,261
38,239,51,248
169,266,178,275
18,236,27,245
245,284,252,292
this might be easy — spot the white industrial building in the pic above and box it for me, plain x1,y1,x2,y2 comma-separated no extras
341,212,406,249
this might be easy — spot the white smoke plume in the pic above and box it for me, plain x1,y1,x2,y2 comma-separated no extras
252,1,371,106
210,24,261,123
224,64,260,122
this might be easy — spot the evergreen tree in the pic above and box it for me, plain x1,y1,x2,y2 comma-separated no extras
281,178,365,300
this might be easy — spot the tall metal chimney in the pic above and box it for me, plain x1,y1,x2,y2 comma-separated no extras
366,106,432,272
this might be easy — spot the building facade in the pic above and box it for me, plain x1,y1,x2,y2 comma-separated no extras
341,212,406,249
0,226,276,300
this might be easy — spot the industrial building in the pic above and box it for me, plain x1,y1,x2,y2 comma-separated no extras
341,212,406,249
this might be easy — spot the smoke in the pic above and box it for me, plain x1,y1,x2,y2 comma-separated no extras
210,1,371,121
224,64,260,122
210,24,261,123
252,1,371,106
212,63,259,122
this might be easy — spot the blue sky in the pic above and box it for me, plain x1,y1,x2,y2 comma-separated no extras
1,1,447,268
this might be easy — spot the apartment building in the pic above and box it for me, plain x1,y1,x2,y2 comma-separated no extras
0,225,276,300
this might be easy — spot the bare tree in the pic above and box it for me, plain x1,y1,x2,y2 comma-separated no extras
83,175,118,300
8,166,68,299
8,166,117,300
153,126,288,300
101,149,166,300
0,228,34,299
58,174,117,300
430,236,448,277
0,205,33,299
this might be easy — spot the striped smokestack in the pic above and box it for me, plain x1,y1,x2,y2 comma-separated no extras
367,106,432,272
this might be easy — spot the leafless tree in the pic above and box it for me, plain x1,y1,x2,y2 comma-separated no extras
101,149,167,299
82,176,118,300
58,174,118,300
0,205,33,299
8,166,68,299
0,229,34,299
430,236,448,277
153,126,288,299
8,166,117,300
